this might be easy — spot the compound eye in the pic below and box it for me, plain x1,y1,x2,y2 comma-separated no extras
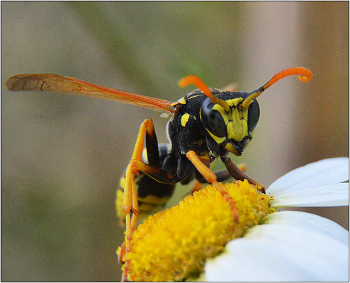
201,97,227,138
247,99,260,132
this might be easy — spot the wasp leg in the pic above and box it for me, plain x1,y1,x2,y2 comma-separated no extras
119,118,178,281
186,151,239,222
237,163,247,173
120,118,159,281
117,241,126,263
144,117,160,167
191,162,247,194
190,169,231,194
221,156,265,193
129,160,176,184
190,180,203,194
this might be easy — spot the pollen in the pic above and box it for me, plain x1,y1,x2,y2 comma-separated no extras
123,179,274,281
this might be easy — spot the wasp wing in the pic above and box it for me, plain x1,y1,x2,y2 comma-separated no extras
5,74,174,113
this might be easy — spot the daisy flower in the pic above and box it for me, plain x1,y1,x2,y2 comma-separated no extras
119,157,348,281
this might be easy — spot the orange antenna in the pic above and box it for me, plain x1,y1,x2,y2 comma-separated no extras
241,67,313,109
179,75,230,112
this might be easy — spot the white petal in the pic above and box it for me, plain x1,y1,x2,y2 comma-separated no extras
262,211,348,245
205,211,348,281
269,158,349,190
267,158,349,207
270,183,348,207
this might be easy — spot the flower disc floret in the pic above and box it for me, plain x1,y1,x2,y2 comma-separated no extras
124,179,273,281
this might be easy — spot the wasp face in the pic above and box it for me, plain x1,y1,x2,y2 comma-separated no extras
200,91,260,156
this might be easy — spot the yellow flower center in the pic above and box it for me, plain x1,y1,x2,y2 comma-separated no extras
120,179,275,281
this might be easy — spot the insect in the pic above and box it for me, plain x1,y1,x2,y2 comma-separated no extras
115,142,236,227
5,67,312,281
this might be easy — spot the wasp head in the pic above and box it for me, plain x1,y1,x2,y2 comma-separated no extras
200,91,260,156
179,68,312,156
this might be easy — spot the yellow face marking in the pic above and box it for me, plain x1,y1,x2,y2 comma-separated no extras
181,113,190,127
208,97,250,143
206,130,226,144
224,142,240,156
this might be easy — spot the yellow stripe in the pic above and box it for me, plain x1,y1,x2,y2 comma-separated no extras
181,113,190,127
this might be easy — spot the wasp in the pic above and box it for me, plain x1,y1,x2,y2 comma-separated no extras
5,67,312,281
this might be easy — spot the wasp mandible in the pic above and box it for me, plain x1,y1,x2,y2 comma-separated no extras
5,67,312,281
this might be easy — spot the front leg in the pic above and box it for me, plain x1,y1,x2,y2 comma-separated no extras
220,156,265,193
191,165,247,194
186,151,239,222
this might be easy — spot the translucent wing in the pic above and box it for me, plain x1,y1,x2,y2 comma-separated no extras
5,74,174,113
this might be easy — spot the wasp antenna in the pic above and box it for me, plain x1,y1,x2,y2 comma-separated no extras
262,67,312,90
179,75,230,111
241,67,313,109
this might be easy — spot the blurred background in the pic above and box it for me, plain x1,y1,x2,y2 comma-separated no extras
2,2,348,281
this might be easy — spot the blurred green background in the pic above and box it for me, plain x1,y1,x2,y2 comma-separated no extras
2,2,348,281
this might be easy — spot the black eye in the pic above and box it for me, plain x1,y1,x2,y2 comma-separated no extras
201,98,226,138
247,99,260,132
